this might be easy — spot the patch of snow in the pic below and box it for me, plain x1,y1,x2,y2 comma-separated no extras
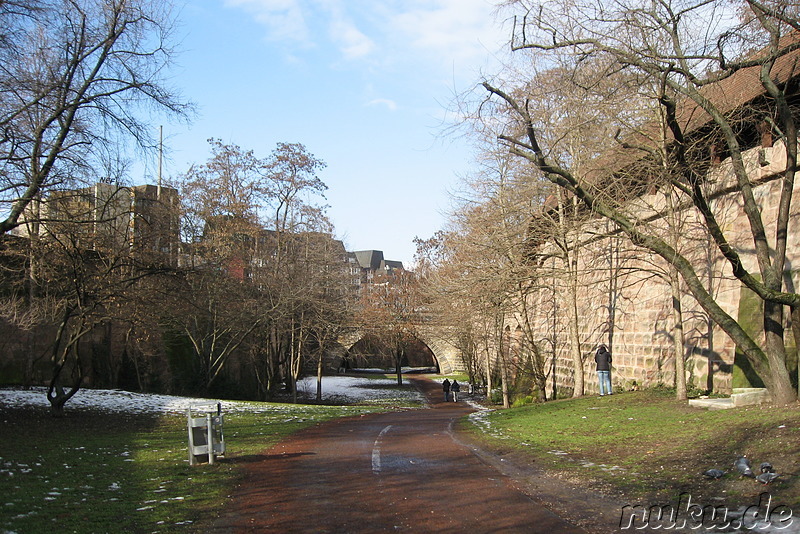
0,375,423,416
296,376,423,404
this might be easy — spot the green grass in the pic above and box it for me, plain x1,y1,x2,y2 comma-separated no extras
7,385,796,531
429,373,470,382
463,389,800,507
0,400,397,533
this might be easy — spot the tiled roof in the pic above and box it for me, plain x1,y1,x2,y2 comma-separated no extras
580,34,800,186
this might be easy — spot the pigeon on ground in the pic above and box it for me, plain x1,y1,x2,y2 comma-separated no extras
734,456,755,477
703,469,726,479
760,461,774,473
755,472,780,485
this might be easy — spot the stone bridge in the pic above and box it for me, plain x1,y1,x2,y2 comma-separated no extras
335,326,465,375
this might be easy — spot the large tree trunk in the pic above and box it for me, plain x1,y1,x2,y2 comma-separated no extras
664,188,688,400
763,297,795,403
48,380,80,418
665,241,796,403
567,271,584,397
559,197,584,397
48,308,83,417
669,266,688,400
792,306,800,396
500,362,510,408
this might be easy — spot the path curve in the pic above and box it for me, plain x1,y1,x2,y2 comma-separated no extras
205,377,586,533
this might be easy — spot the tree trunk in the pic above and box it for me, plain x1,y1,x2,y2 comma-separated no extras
48,308,82,416
664,188,688,400
395,347,403,386
316,352,324,402
483,334,493,395
499,354,510,409
48,387,70,418
290,321,298,404
669,266,688,400
567,272,584,397
559,196,584,397
792,306,800,397
497,315,511,408
763,297,794,404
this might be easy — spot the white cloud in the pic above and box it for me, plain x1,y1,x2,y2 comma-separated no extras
224,0,310,44
388,0,508,68
313,0,376,60
224,0,507,74
327,10,375,59
366,98,398,111
225,0,375,59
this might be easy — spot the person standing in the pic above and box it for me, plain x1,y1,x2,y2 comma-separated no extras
450,379,460,402
595,344,613,396
442,378,451,402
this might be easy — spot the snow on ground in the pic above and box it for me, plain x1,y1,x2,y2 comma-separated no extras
0,386,280,415
0,375,462,534
0,375,423,416
296,375,424,404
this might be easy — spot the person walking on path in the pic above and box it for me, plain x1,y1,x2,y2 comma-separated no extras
450,379,460,402
442,378,451,402
595,344,613,396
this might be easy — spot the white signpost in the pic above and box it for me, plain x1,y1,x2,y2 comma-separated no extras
187,402,225,466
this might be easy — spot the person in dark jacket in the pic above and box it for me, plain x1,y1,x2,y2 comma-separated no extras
450,379,460,402
594,344,613,396
442,378,451,402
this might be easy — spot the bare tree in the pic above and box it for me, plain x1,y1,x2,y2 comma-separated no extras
357,269,422,386
32,202,171,415
415,233,485,387
0,0,191,235
482,0,800,403
417,147,565,405
174,139,338,400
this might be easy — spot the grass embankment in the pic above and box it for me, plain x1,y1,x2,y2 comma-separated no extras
463,388,800,508
0,386,421,534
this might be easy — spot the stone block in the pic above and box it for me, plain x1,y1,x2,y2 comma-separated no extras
731,388,771,407
688,398,734,410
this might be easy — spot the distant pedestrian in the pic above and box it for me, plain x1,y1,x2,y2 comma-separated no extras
442,378,451,402
450,380,460,402
595,344,613,396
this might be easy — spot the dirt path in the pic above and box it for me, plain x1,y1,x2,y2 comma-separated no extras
204,377,602,533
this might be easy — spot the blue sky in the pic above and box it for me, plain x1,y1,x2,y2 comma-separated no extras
139,0,509,266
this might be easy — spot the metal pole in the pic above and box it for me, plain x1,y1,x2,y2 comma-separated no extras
157,125,163,201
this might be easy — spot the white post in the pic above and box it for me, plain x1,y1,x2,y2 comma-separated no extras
206,412,214,465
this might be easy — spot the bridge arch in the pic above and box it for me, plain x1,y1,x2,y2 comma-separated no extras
336,329,465,375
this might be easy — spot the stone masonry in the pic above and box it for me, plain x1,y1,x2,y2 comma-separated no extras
505,141,799,397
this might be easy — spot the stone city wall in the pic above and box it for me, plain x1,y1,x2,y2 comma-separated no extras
505,141,799,397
